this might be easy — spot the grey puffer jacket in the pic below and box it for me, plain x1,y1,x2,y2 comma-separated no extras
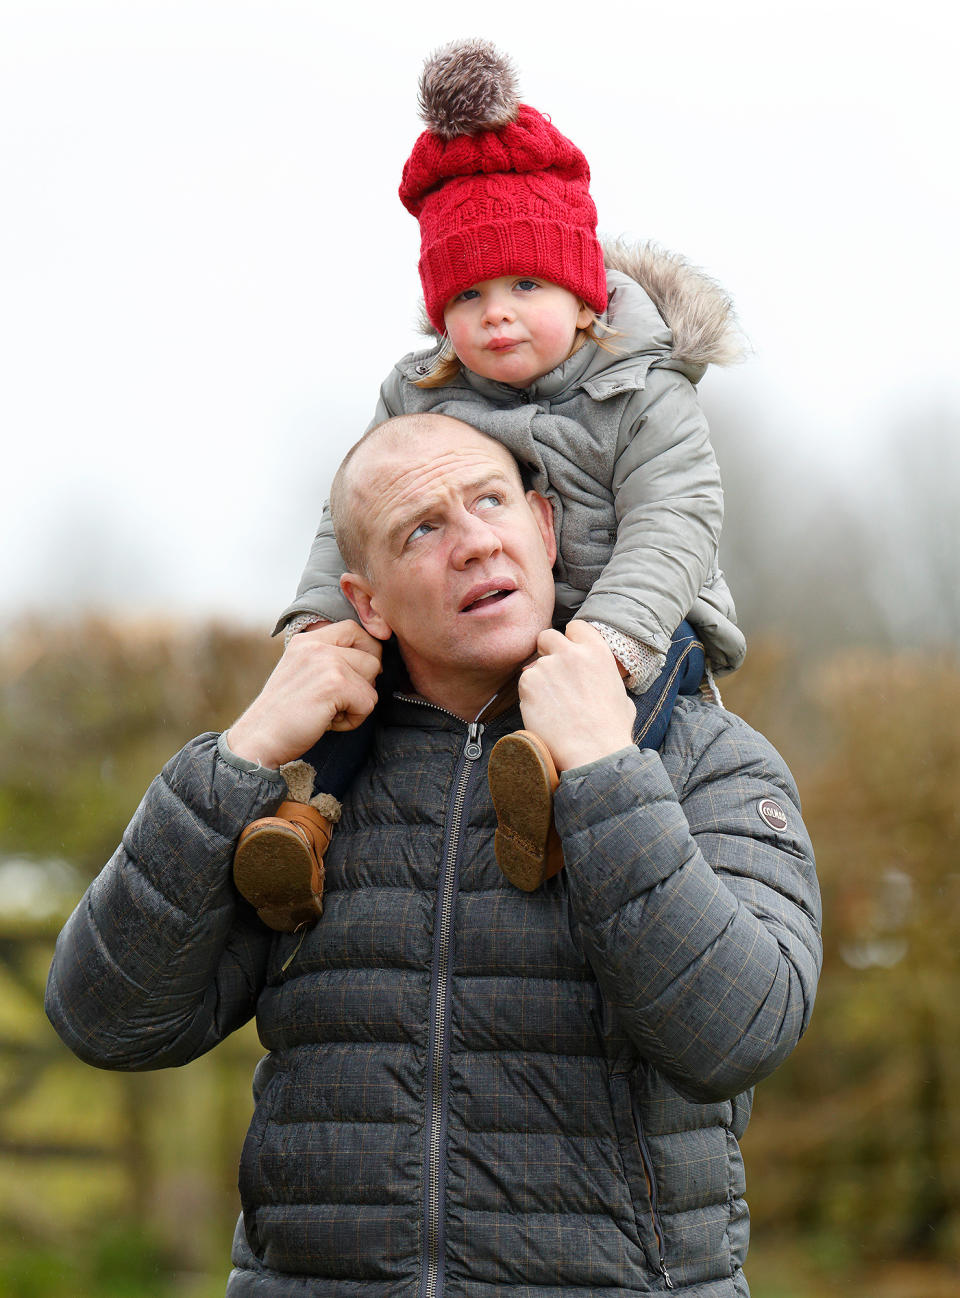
277,243,747,673
46,694,820,1296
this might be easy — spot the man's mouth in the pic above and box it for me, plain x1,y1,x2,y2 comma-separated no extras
460,587,516,613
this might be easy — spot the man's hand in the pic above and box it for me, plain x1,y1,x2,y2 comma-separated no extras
518,621,635,772
227,621,383,769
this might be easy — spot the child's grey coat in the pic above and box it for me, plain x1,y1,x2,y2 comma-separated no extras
276,243,747,673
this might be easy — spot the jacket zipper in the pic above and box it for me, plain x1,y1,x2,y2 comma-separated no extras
401,697,484,1298
634,1114,674,1289
402,689,670,1291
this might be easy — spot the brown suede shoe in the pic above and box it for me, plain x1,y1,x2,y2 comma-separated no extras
233,801,333,931
488,731,564,892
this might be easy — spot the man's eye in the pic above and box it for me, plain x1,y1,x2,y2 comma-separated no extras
476,494,502,511
407,522,433,542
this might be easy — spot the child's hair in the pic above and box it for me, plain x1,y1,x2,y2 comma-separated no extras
414,308,622,389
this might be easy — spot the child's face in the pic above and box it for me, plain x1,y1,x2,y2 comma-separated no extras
443,277,593,388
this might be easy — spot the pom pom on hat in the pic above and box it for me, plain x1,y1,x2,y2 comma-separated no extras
401,39,608,333
418,38,520,139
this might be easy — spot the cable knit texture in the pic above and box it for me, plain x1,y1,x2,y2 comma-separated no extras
588,620,665,692
400,39,606,329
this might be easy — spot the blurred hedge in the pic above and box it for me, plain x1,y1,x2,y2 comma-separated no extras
1,619,958,1295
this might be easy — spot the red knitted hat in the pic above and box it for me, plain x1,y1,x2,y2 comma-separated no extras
400,41,608,333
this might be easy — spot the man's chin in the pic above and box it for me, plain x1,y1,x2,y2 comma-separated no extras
460,622,542,676
396,601,552,704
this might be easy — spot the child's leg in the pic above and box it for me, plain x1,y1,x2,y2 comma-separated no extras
489,621,705,892
232,650,404,930
488,730,563,892
631,620,705,750
233,800,334,931
233,724,378,932
296,712,378,801
234,643,404,929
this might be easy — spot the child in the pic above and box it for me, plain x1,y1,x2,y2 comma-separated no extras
232,38,746,927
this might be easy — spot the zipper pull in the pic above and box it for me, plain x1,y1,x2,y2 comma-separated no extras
463,722,484,760
659,1262,675,1290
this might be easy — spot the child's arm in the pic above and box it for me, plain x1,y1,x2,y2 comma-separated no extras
272,372,406,637
272,506,353,637
572,366,732,670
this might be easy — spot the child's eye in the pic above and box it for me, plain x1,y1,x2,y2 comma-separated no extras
515,279,540,292
454,288,480,302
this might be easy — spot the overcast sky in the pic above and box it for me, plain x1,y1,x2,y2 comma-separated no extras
2,0,956,628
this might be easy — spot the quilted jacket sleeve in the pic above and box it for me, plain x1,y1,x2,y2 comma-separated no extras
554,700,821,1104
573,366,726,659
45,734,283,1071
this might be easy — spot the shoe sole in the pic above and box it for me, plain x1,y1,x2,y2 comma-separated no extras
233,825,323,930
488,732,560,892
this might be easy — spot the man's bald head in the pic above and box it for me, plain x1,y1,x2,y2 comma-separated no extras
333,412,557,715
329,414,525,577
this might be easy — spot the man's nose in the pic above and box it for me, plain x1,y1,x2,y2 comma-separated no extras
450,509,503,567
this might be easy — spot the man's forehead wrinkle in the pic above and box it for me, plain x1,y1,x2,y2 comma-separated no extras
377,447,517,541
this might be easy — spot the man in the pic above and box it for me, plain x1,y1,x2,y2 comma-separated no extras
46,413,821,1297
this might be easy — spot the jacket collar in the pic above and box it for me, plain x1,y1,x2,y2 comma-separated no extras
388,666,522,733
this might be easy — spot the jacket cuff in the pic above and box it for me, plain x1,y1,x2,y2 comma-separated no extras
217,731,285,784
272,588,356,638
584,621,664,692
117,734,290,924
555,744,689,919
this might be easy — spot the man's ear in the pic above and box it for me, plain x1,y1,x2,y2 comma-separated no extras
340,573,393,642
524,490,557,565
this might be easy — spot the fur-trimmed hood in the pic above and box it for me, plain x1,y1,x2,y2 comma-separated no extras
603,240,746,369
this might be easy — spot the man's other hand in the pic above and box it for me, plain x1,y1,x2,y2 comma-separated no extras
227,621,383,770
518,621,635,772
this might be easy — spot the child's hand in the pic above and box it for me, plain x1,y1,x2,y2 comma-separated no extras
517,622,635,772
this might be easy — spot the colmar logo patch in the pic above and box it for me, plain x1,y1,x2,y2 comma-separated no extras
757,798,788,831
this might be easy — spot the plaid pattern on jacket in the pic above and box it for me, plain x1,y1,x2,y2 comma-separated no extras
46,693,821,1297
